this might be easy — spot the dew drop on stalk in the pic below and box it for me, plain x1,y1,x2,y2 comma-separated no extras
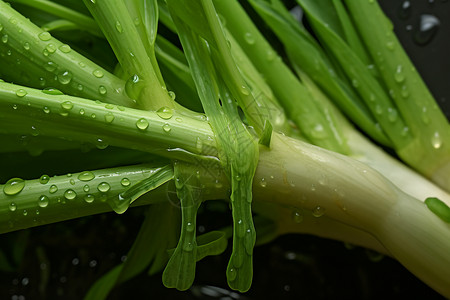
79,108,85,115
3,178,25,195
97,182,110,193
38,31,51,41
431,132,442,149
168,91,176,100
84,194,95,203
414,14,440,45
136,118,149,130
104,112,115,123
93,69,104,78
120,178,130,187
38,195,49,208
183,242,194,252
387,107,398,122
61,101,73,110
186,222,194,232
59,44,71,53
15,89,27,97
244,32,255,45
266,49,276,61
95,138,108,149
312,206,325,217
44,61,57,72
39,175,50,184
58,71,73,85
125,74,145,100
115,21,123,33
46,43,56,54
1,34,8,43
64,189,76,200
98,85,107,95
23,210,28,216
394,65,405,83
291,209,303,223
78,171,95,182
386,40,395,50
83,184,90,192
156,106,173,119
9,202,16,212
49,184,58,194
162,123,171,132
23,42,30,50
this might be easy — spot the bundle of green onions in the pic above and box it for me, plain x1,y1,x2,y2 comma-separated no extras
0,0,449,298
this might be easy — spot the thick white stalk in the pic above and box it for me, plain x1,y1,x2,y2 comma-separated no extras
254,133,450,297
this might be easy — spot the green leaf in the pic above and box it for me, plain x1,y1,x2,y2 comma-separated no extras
425,197,450,223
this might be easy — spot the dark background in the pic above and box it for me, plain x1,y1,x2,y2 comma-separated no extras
1,1,449,299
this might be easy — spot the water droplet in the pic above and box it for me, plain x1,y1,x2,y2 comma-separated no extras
9,202,17,212
39,175,50,184
110,19,122,34
375,104,383,115
1,34,8,43
95,138,108,149
136,118,149,130
16,89,27,97
398,1,411,20
431,132,442,149
183,242,194,252
228,268,237,281
57,70,73,85
394,65,405,83
38,31,51,41
214,179,223,189
3,178,25,195
97,182,110,193
291,209,303,223
162,123,171,132
387,107,398,122
266,49,276,61
421,107,430,124
83,194,95,203
83,184,90,192
104,112,115,123
312,206,325,217
77,171,95,181
46,43,56,54
240,85,250,95
59,44,71,53
98,85,107,95
61,101,73,110
23,42,30,50
386,40,395,50
125,74,145,100
244,32,255,44
168,91,176,100
414,14,440,45
186,222,194,232
78,62,86,68
400,86,410,98
156,106,173,119
49,185,58,194
120,178,130,187
93,69,104,78
79,108,85,115
260,178,267,187
43,61,58,72
23,209,28,216
64,189,76,200
38,195,49,208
